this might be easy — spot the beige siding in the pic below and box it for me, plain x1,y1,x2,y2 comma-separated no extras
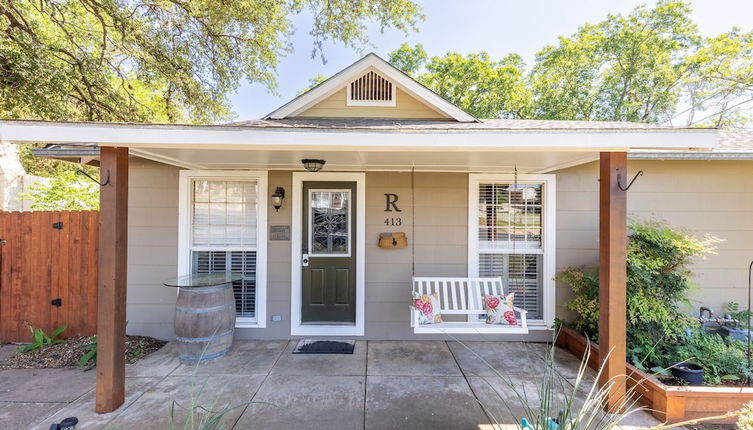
296,88,450,119
554,160,753,322
126,158,180,339
125,158,753,341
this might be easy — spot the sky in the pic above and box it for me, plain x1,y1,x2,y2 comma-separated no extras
228,0,753,120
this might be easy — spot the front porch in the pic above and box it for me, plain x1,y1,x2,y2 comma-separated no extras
4,340,666,430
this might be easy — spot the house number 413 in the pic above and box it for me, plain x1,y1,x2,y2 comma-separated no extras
384,217,402,226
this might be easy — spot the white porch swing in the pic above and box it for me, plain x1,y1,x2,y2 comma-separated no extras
411,167,529,334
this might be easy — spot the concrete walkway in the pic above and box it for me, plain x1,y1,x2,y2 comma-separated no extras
0,341,667,429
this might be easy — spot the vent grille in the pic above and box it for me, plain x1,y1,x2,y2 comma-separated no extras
348,71,394,105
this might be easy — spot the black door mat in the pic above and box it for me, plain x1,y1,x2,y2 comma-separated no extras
292,339,355,354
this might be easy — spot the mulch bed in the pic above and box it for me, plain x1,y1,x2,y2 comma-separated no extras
0,335,166,369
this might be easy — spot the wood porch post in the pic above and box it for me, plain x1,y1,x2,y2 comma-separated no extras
96,147,128,413
599,151,628,410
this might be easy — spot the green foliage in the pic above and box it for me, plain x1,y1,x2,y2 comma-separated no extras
388,43,531,118
79,335,97,368
683,30,753,128
531,0,698,123
19,324,67,353
559,220,715,374
727,301,752,329
297,74,328,96
19,170,99,210
380,1,753,128
675,330,749,385
0,0,423,123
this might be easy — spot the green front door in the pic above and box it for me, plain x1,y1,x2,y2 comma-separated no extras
301,181,357,324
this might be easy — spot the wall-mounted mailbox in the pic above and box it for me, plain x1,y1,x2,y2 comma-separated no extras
378,232,408,249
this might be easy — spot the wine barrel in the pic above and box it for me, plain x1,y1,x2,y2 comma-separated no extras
174,283,236,363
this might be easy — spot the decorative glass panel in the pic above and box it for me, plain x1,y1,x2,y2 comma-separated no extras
310,190,350,255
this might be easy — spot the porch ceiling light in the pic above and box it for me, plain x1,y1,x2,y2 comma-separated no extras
272,187,285,212
301,159,326,172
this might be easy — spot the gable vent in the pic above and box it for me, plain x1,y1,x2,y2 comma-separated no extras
347,71,396,107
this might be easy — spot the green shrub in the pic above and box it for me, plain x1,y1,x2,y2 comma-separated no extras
559,219,714,372
676,330,750,385
18,324,67,354
79,335,97,368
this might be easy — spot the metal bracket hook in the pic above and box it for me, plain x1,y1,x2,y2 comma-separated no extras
76,169,110,186
617,169,643,191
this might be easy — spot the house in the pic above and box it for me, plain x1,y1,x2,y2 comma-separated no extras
2,53,749,412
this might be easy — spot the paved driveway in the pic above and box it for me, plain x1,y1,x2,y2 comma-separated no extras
0,341,667,429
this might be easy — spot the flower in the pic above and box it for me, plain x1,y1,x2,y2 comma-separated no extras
422,303,433,316
433,314,443,323
486,296,500,309
504,310,517,325
421,295,431,304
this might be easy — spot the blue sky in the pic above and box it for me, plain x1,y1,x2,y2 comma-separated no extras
228,0,753,120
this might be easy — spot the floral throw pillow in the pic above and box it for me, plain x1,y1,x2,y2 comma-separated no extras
484,293,517,325
412,292,443,325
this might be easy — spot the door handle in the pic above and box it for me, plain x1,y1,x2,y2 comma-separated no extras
302,253,309,267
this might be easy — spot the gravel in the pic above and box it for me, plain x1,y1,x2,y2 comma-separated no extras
0,335,166,369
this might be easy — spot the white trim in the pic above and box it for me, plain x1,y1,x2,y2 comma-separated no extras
266,54,475,121
533,154,601,174
467,174,556,328
130,148,205,170
0,120,718,151
178,170,268,328
291,172,366,337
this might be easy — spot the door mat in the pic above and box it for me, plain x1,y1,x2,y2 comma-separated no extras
292,339,355,354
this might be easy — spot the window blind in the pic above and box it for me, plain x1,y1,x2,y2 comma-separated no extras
190,180,259,319
477,182,545,319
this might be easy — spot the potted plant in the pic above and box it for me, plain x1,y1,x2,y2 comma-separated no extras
669,362,704,386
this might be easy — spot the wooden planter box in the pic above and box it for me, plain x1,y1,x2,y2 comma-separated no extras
556,327,753,424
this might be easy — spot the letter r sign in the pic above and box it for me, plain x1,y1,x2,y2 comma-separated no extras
384,193,401,212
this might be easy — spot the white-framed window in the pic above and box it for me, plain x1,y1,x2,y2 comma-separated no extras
468,174,556,327
178,171,268,328
346,70,396,107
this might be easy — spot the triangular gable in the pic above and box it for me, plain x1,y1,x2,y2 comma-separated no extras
265,53,477,122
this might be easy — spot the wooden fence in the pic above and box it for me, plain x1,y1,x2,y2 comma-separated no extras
0,211,98,342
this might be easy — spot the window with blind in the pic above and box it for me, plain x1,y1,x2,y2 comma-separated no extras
469,176,555,323
190,179,259,321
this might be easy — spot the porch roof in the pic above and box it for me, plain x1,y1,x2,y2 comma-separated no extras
1,118,718,172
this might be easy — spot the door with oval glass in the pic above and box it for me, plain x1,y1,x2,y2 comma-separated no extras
301,182,357,324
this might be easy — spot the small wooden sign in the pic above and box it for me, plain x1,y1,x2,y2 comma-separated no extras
378,232,408,249
270,225,290,241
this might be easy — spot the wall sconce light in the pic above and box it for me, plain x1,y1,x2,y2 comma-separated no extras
301,159,326,172
272,187,285,212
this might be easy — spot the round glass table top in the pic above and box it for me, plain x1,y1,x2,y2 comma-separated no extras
162,272,244,288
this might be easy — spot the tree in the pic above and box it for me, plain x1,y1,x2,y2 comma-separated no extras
0,0,423,124
19,170,99,210
529,1,700,123
680,30,753,128
388,43,531,118
380,1,752,127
